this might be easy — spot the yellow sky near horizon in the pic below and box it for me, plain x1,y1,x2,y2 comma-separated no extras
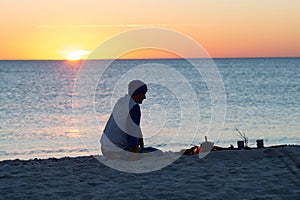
0,0,299,60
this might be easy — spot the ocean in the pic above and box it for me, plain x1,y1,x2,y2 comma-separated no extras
0,58,299,160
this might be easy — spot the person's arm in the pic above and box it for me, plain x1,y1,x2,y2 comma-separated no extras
127,135,138,152
138,137,144,150
127,136,143,152
127,104,141,152
126,145,138,153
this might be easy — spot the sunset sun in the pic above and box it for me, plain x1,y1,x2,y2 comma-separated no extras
67,52,81,61
58,49,90,61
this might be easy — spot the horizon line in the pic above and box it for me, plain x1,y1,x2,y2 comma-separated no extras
1,56,300,61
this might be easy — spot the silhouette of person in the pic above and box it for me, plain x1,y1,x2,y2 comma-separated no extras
100,80,157,159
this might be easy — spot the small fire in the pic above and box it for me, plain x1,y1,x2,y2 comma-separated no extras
192,146,200,154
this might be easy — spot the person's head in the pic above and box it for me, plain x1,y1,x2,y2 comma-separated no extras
128,80,148,104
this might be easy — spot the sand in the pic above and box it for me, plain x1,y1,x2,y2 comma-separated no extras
0,146,299,199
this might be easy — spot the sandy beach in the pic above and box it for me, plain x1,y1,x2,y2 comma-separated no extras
0,145,299,199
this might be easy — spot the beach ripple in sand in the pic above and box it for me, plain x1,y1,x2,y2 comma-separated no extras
0,146,299,199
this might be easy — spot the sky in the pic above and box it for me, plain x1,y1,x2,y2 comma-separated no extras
0,0,300,60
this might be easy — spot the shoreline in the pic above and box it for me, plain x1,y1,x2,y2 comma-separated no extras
1,144,298,163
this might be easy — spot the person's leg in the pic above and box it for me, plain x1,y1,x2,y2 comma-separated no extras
142,147,160,153
101,147,124,160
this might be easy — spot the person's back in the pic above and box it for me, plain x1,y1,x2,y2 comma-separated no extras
100,94,140,152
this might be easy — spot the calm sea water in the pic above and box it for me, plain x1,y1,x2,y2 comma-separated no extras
0,58,299,160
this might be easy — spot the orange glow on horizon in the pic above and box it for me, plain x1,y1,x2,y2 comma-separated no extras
119,49,182,60
0,0,299,60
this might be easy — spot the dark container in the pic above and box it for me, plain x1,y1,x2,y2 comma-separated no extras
237,141,245,149
256,139,264,148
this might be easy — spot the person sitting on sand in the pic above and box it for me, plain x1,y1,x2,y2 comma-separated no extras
100,80,157,159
